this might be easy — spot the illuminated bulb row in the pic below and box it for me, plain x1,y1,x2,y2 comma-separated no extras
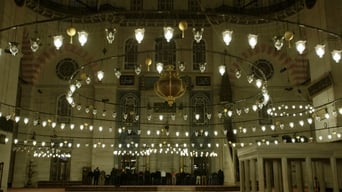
53,31,88,50
113,149,218,157
232,119,314,135
222,30,258,49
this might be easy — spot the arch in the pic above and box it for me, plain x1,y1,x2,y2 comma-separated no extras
230,43,309,86
124,38,138,70
56,94,71,124
21,37,96,85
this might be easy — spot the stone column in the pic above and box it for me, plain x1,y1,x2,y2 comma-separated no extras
250,159,256,192
265,160,272,192
295,160,303,192
245,160,250,192
330,157,339,192
281,157,290,192
273,160,281,192
240,160,245,192
315,160,326,192
257,157,265,191
305,157,314,192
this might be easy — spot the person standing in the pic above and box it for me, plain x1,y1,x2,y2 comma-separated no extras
93,167,100,185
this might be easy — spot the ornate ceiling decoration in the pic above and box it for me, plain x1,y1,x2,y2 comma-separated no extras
24,0,304,25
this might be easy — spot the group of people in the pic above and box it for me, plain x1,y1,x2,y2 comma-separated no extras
83,167,224,186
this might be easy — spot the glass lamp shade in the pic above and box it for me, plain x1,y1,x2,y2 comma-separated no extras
248,34,258,49
96,70,104,81
218,65,226,76
53,35,63,50
8,42,19,56
156,62,164,73
255,79,263,88
135,28,145,44
199,63,206,73
273,36,284,51
315,44,325,58
105,28,116,44
193,28,204,43
30,38,40,52
222,30,233,46
78,31,88,46
135,65,142,75
331,50,342,63
235,69,241,79
164,27,174,42
114,68,121,79
295,40,306,54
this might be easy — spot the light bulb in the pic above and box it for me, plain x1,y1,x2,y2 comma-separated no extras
135,28,145,43
178,62,185,72
247,74,254,84
30,38,40,52
97,70,104,81
193,28,204,43
273,36,284,51
315,44,325,58
163,27,174,42
331,50,342,63
135,65,142,75
248,34,258,49
295,40,306,54
53,35,63,50
218,65,226,76
114,68,121,79
105,28,116,44
222,30,233,46
199,63,206,73
255,79,263,88
156,62,163,74
235,69,241,79
78,31,88,46
8,42,19,56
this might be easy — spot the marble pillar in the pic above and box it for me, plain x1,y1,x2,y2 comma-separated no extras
265,160,272,192
330,157,339,192
305,157,314,192
273,160,281,192
257,157,265,192
281,157,290,192
245,160,250,192
240,161,245,192
295,160,303,192
250,159,256,192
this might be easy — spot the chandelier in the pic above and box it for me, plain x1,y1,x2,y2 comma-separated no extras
154,65,186,106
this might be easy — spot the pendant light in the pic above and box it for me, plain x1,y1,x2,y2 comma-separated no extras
78,31,88,46
248,34,258,49
295,40,306,54
222,30,233,46
105,28,116,44
331,50,342,63
164,27,174,42
53,35,63,50
315,44,325,58
135,28,145,44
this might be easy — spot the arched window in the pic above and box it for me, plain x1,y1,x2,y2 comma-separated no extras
155,38,176,66
57,95,71,124
124,38,138,70
193,40,206,70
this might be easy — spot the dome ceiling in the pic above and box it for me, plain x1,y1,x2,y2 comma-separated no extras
24,0,304,25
